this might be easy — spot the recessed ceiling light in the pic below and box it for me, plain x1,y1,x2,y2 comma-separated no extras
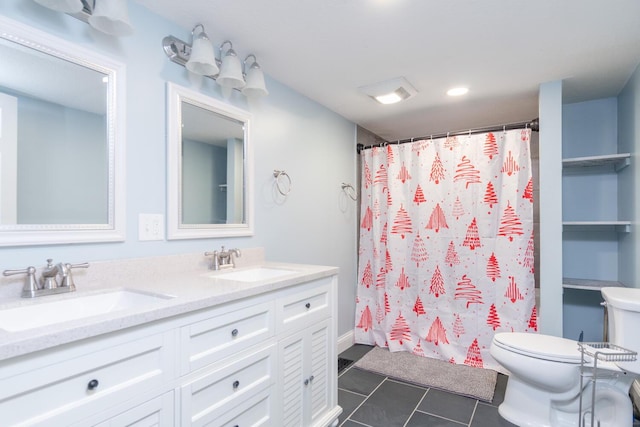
359,77,418,105
447,87,469,97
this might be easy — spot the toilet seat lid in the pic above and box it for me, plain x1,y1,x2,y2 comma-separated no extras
493,332,582,363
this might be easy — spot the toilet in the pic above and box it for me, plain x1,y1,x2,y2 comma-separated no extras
490,287,640,427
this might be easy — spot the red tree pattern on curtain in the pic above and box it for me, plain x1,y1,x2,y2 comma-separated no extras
464,339,484,368
486,252,501,282
361,261,373,288
430,153,445,184
355,129,534,372
462,218,481,250
499,201,524,241
487,304,501,330
445,241,461,267
523,177,534,203
454,156,482,188
413,296,426,316
429,266,446,297
484,132,498,159
501,151,520,176
484,182,498,208
413,185,426,205
390,312,412,345
452,196,465,219
397,162,412,183
395,267,411,290
426,316,449,345
361,206,373,231
426,203,449,232
391,204,413,239
411,232,428,267
455,274,484,308
505,276,524,303
357,306,373,331
528,306,538,331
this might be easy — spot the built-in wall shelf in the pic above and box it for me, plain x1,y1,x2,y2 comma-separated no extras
562,221,631,233
562,153,631,171
563,277,625,291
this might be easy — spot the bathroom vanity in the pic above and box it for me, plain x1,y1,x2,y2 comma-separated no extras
0,257,341,426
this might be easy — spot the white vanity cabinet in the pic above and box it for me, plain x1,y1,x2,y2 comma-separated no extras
0,324,177,426
276,277,340,427
0,269,341,427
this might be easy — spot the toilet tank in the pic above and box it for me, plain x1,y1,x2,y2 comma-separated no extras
601,287,640,375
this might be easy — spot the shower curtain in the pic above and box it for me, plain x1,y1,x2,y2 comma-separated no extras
354,129,536,371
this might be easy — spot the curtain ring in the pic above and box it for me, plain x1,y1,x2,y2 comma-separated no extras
273,170,292,196
341,183,358,201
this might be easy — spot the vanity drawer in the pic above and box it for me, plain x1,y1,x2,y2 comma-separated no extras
217,387,274,427
0,330,175,427
180,300,275,374
180,344,276,426
277,278,331,333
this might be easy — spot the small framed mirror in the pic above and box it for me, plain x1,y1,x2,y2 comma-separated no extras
166,82,253,239
0,16,125,246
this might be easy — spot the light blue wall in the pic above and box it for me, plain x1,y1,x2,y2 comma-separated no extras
618,62,640,289
0,1,358,336
538,80,564,337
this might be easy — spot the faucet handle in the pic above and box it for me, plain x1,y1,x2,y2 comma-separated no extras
59,262,89,289
204,251,220,270
3,266,40,297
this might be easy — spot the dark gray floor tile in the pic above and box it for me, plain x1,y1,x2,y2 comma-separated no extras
470,402,518,427
490,373,508,407
339,344,374,362
338,389,366,423
339,367,386,395
350,379,426,427
405,411,466,427
417,388,476,424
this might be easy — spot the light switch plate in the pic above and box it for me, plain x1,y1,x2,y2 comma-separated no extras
139,214,164,241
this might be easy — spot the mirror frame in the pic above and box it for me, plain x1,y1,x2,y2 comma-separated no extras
0,16,125,246
166,82,254,239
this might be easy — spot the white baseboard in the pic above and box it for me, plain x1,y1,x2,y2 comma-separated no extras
337,329,355,355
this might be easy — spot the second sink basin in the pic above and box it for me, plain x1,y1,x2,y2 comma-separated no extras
208,267,297,282
0,289,174,332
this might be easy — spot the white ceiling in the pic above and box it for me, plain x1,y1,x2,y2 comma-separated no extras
136,0,640,141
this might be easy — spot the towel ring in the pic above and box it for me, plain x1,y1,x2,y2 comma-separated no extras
341,183,358,201
273,170,292,196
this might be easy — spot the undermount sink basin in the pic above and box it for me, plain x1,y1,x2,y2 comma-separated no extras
208,267,296,282
0,289,174,332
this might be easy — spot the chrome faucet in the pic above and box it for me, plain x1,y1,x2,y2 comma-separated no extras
205,246,241,270
3,259,89,298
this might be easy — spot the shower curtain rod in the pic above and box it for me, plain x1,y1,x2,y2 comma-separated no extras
356,117,539,154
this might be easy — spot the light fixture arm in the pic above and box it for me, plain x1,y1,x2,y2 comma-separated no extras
219,40,234,56
243,54,257,69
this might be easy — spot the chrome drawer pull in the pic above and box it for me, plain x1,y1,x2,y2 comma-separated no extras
305,302,311,309
233,380,240,389
87,379,99,390
231,328,239,337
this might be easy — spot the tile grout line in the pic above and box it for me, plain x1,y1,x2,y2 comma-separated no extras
340,376,390,426
401,388,430,427
467,400,480,427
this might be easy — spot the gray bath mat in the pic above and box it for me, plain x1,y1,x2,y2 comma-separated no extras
354,346,498,402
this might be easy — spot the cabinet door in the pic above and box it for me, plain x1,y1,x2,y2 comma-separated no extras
278,318,332,427
91,392,174,427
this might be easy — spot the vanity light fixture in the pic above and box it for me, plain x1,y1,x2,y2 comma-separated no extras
185,24,219,76
358,77,418,105
217,41,245,89
32,0,134,36
242,54,269,98
162,26,269,98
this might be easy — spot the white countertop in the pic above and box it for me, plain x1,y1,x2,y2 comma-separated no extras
0,261,338,361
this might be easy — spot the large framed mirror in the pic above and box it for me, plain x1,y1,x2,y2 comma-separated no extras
166,82,253,239
0,17,125,246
